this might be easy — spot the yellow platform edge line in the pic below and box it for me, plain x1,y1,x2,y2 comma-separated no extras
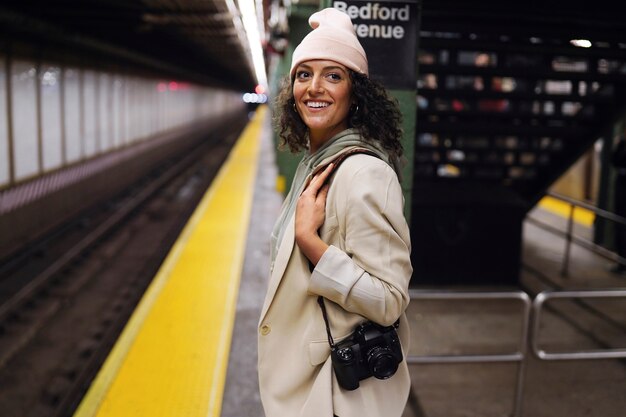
74,106,266,417
538,195,595,227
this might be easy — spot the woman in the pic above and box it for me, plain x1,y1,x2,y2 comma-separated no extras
258,8,413,417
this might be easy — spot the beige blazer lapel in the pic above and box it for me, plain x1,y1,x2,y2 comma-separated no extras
259,214,295,323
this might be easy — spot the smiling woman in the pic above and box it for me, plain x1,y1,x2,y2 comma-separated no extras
260,7,411,417
292,61,353,152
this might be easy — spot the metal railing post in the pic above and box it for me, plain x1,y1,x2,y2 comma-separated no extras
560,203,576,277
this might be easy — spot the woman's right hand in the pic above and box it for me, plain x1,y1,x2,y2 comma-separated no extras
294,163,334,266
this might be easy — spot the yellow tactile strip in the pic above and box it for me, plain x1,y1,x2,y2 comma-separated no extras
538,195,595,227
74,106,265,417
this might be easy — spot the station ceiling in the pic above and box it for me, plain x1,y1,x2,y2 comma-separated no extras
420,0,626,43
1,1,625,91
0,0,264,91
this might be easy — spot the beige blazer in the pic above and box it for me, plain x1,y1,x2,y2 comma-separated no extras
258,152,413,417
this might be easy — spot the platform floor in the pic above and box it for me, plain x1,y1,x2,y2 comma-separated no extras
220,110,626,417
220,111,282,417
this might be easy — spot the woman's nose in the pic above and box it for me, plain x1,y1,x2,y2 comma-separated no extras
309,75,324,94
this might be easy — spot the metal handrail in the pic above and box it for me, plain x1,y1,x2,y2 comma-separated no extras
527,191,626,276
407,288,626,415
531,289,626,360
548,192,626,227
407,289,531,417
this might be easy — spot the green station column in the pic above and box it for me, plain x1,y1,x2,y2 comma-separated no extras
594,118,625,248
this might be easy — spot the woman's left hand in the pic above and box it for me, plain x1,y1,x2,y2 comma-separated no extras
295,163,333,265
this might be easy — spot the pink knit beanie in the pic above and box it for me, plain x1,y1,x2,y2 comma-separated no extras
290,8,368,78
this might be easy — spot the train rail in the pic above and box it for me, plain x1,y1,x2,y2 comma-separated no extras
0,120,246,417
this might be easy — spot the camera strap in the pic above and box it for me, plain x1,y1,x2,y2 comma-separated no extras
312,148,379,351
310,147,380,185
317,296,336,349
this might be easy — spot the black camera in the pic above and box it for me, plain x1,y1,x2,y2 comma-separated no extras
331,320,403,391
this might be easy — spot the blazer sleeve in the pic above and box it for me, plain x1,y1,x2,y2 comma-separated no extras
308,159,412,326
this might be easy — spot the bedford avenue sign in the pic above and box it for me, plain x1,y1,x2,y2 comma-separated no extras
333,0,418,89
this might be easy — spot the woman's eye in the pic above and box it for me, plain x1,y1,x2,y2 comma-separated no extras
296,71,310,79
327,73,341,81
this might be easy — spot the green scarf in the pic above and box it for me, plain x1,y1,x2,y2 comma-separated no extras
269,128,400,268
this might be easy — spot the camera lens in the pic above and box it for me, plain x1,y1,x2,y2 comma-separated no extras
367,346,398,379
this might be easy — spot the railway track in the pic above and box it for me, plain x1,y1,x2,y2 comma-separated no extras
0,120,246,417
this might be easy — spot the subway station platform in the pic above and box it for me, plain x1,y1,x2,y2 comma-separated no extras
72,107,625,417
3,3,626,416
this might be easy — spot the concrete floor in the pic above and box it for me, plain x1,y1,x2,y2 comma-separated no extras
220,111,282,417
220,110,626,417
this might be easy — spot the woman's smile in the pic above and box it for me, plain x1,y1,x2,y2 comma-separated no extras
305,101,330,109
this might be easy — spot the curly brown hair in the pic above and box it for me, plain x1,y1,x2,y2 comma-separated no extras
273,70,403,158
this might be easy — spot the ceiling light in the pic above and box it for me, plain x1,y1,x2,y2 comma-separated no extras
570,39,591,48
226,0,268,90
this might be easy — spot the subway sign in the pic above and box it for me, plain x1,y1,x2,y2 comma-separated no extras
333,0,418,89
